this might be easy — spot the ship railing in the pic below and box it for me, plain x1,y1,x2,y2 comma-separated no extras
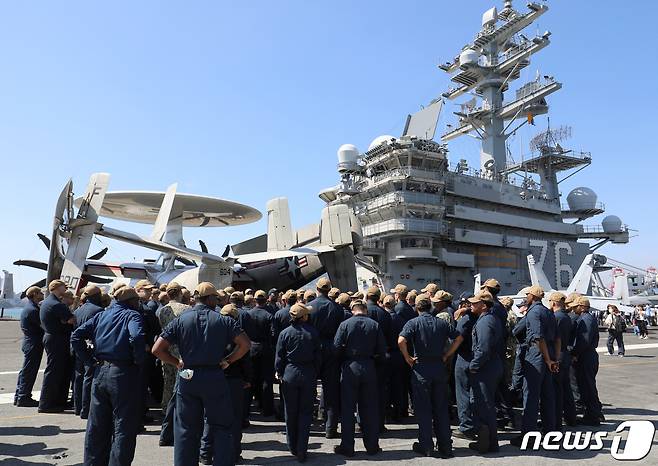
369,167,445,184
560,201,605,212
356,191,444,211
363,218,446,236
581,225,629,234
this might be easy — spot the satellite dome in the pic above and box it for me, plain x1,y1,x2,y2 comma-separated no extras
602,215,623,233
459,48,479,66
337,144,360,173
367,135,395,152
566,187,597,211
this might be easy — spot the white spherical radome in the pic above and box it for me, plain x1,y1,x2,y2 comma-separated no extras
566,187,597,211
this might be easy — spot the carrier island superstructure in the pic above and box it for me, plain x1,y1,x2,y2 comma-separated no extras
320,1,630,295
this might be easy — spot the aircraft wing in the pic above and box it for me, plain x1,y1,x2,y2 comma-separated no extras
234,245,336,264
84,260,150,280
96,224,226,264
60,173,110,293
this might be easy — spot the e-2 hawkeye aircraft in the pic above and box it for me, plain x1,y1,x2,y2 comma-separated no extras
17,173,372,294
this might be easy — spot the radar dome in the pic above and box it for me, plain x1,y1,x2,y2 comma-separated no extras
367,135,395,152
602,215,623,233
337,144,360,173
566,187,597,211
459,48,479,66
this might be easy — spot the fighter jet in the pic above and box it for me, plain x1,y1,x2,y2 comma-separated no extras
16,173,366,295
477,254,638,314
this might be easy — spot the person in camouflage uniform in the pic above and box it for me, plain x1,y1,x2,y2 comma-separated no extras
157,281,190,411
500,296,518,389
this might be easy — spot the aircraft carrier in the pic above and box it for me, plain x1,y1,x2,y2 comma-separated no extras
320,0,630,295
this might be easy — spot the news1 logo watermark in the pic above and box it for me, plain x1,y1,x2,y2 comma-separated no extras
521,421,656,461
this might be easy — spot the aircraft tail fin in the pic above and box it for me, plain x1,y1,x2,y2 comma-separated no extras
1,271,14,299
151,183,178,242
266,198,294,251
566,254,594,295
612,273,630,303
319,204,353,247
60,173,110,293
473,273,481,295
527,254,553,291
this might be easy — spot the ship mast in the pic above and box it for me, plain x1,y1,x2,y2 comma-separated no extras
439,1,556,178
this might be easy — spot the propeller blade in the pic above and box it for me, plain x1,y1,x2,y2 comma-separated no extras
199,240,208,253
83,274,113,284
176,257,195,267
37,233,51,250
87,247,109,261
13,260,48,271
222,245,230,258
21,278,48,298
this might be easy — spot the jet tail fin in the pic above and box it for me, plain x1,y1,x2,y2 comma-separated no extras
151,183,178,242
473,273,481,295
266,197,294,251
527,254,553,291
60,173,110,293
1,270,14,299
612,273,630,303
566,254,594,295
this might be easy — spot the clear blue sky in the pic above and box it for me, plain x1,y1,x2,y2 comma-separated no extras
2,1,656,291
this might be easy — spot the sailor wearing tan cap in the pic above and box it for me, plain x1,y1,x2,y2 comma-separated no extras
398,293,455,458
333,299,386,457
548,291,577,428
275,303,320,463
38,279,76,413
71,286,145,465
308,277,345,439
240,290,276,419
382,294,409,423
365,286,393,433
135,279,163,425
391,284,415,321
466,290,503,454
72,285,105,419
510,285,559,447
570,296,603,426
201,304,253,465
14,286,44,407
151,282,251,466
158,282,191,447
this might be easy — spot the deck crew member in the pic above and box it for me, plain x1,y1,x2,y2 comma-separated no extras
308,277,344,438
136,279,163,413
72,285,105,418
550,291,577,428
511,285,559,446
399,293,455,458
38,279,75,413
272,291,295,344
383,294,408,423
200,303,253,466
391,284,416,322
468,290,504,454
70,287,145,465
152,282,250,466
241,289,275,417
333,299,386,457
275,303,321,463
571,296,603,425
365,286,393,432
158,282,190,447
444,294,478,440
14,286,44,407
